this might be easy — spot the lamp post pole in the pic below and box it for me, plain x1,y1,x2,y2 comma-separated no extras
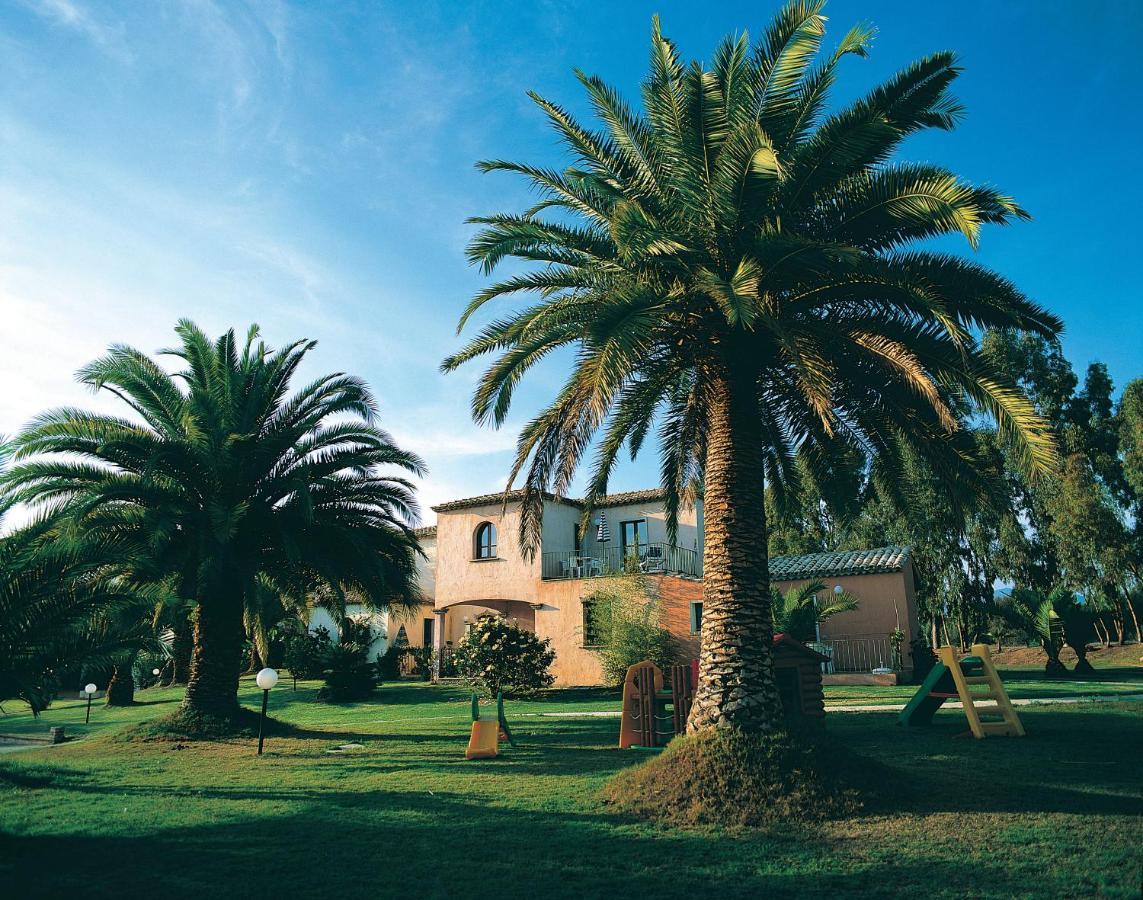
84,683,97,724
257,690,269,755
255,668,278,755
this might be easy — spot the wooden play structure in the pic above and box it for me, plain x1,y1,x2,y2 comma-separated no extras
465,691,516,759
619,636,828,748
619,661,695,749
898,643,1025,739
771,634,828,720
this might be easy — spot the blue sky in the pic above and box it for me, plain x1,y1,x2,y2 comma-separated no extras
1,0,1140,524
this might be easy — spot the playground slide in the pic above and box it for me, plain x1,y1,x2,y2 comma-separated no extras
897,663,954,727
898,654,987,727
465,719,500,760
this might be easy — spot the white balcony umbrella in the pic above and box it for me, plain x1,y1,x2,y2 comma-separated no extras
595,512,611,543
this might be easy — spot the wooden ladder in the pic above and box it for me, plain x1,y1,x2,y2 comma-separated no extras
937,643,1025,739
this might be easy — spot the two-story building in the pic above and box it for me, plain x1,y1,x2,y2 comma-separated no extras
311,487,920,684
415,488,921,684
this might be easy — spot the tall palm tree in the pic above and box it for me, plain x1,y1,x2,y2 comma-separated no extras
4,321,425,722
444,3,1059,733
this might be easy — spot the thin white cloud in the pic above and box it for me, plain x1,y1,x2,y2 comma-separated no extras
19,0,133,63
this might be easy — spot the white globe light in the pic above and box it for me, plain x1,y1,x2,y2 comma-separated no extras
256,668,279,691
152,668,161,676
84,683,97,695
834,584,844,595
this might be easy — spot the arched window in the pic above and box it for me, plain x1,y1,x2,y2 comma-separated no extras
474,522,497,559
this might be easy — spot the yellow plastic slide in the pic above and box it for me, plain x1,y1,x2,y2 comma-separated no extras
465,719,500,760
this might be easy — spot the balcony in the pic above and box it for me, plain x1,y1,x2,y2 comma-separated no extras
541,543,702,580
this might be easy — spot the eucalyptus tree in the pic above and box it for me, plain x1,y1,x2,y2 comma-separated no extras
445,2,1059,732
4,321,425,723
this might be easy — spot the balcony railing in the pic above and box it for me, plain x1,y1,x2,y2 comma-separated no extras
811,633,897,673
541,543,702,580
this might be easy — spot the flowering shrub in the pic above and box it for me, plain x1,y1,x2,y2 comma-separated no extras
452,615,555,697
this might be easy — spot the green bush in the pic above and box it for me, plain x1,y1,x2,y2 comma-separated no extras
588,587,677,685
909,636,936,683
283,626,332,680
317,640,378,702
452,615,554,697
407,645,434,681
375,643,405,680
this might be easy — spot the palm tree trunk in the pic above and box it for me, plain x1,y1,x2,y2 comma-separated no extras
182,585,245,719
687,363,783,733
168,616,193,685
105,661,136,706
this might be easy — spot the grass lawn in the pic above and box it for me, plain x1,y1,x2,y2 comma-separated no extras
821,667,1143,706
1,678,1140,899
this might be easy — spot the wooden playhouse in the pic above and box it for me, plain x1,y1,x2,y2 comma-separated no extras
771,632,828,720
620,634,827,747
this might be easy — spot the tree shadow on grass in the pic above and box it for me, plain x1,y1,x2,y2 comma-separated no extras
827,707,1142,817
125,698,182,707
1,784,1125,900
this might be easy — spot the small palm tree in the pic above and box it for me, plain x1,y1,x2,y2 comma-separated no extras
999,588,1069,676
771,580,858,642
445,3,1058,732
0,515,157,714
4,321,425,723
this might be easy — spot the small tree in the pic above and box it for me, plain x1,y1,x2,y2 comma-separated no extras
999,589,1066,676
315,618,381,702
1051,589,1095,675
586,582,677,686
452,615,554,697
283,627,333,683
317,642,379,702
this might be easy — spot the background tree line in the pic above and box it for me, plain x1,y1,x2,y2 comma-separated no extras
768,328,1142,653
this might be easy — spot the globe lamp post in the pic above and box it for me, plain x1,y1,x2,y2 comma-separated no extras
83,683,97,724
255,668,278,755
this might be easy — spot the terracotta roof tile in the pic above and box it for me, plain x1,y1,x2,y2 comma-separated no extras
769,546,912,582
430,487,668,513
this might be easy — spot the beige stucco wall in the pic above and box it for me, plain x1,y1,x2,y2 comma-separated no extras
432,500,540,609
534,577,608,685
415,535,437,602
539,500,582,559
773,567,920,671
436,601,536,646
540,499,703,560
533,574,704,686
387,603,438,648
